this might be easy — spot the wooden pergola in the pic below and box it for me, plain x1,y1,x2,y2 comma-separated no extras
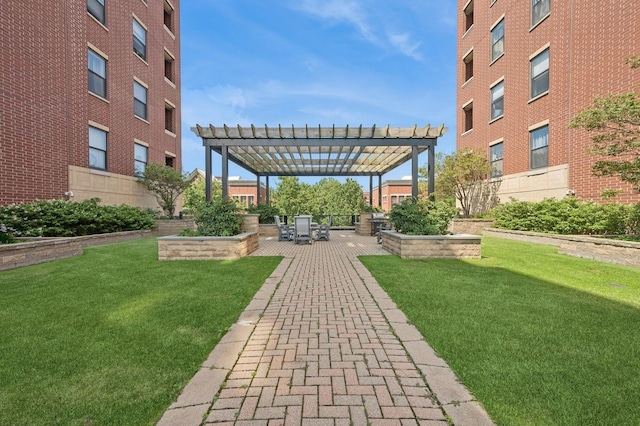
191,124,447,206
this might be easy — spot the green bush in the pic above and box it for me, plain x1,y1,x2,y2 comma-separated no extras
491,197,638,235
193,198,243,236
0,199,156,237
0,224,16,244
389,198,458,235
247,203,281,224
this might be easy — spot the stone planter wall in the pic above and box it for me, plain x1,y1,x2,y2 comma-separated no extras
483,228,640,268
448,219,495,235
1,230,153,271
156,219,196,236
381,231,482,259
258,224,279,238
158,232,259,261
241,214,259,234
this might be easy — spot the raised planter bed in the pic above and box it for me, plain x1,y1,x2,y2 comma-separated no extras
483,228,640,268
157,232,259,261
381,231,482,259
0,230,153,271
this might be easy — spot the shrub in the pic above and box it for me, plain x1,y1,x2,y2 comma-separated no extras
247,203,281,224
193,198,243,236
491,197,636,235
389,198,458,235
0,199,156,237
0,224,16,244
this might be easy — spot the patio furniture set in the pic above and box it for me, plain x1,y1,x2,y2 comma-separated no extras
275,215,331,244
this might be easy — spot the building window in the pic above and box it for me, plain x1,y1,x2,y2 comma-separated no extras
490,143,504,178
530,125,548,169
134,81,147,120
88,49,107,98
164,51,175,82
463,51,473,82
164,1,174,33
248,195,255,206
89,126,107,170
463,1,474,32
134,143,148,177
463,102,473,132
165,103,175,133
87,0,105,25
490,81,504,120
165,156,175,168
532,0,550,27
491,19,504,62
133,18,147,60
531,48,549,98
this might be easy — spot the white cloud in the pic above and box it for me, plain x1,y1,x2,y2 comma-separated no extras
292,0,376,43
387,32,423,61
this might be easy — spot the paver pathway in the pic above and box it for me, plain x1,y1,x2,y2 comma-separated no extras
158,231,493,426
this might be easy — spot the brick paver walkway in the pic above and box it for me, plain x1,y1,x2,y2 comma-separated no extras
158,231,493,426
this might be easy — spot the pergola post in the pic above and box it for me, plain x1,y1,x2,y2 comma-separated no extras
221,146,229,200
428,144,436,200
205,146,212,202
412,145,419,199
266,176,270,205
369,175,373,206
377,175,382,208
256,175,260,205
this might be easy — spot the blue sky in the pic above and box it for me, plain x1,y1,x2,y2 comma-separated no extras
179,0,457,185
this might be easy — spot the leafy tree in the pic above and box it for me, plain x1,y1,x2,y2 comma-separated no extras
434,149,498,218
141,163,190,218
182,176,222,214
272,177,313,216
419,152,454,204
569,57,640,192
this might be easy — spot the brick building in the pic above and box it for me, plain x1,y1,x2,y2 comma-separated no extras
457,0,639,203
364,179,414,211
0,0,181,208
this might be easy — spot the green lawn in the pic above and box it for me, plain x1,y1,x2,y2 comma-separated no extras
0,238,281,426
360,236,640,426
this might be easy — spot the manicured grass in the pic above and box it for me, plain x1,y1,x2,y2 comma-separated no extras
0,238,281,426
360,236,640,426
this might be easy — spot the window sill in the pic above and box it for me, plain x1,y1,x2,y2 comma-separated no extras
164,26,176,40
490,53,504,66
87,13,108,31
88,91,109,103
164,77,176,88
528,91,549,104
490,0,497,7
528,167,547,176
530,14,550,32
462,26,473,39
134,53,149,66
165,129,176,137
461,77,474,89
489,115,504,124
135,115,150,124
461,129,474,137
89,168,111,176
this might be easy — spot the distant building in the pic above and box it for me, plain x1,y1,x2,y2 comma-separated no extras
364,179,415,211
457,0,639,203
0,1,181,208
186,169,267,207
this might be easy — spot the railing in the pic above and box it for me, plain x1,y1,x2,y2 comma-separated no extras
282,214,357,228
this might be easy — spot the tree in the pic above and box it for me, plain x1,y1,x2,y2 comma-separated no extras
182,176,222,214
141,163,190,217
435,149,498,218
569,57,640,192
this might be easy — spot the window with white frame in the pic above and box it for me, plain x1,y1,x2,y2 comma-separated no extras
463,101,473,132
88,49,107,98
530,125,548,169
490,143,504,178
530,48,549,98
133,18,146,60
87,0,105,25
89,126,107,170
490,80,504,120
532,0,550,27
134,143,147,177
463,50,474,82
491,19,504,62
164,1,174,33
463,1,474,32
134,81,147,119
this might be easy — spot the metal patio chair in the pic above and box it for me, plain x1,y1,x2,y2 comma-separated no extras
274,215,293,241
315,215,332,241
293,215,312,245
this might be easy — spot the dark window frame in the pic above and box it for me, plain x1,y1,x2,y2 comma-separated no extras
530,48,550,98
134,143,148,177
134,81,148,120
530,125,549,169
88,49,107,98
463,102,473,132
490,142,504,178
491,19,505,62
532,0,550,27
133,18,147,61
87,0,106,25
89,125,108,171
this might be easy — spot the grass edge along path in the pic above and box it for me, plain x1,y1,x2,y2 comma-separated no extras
0,237,282,426
360,236,640,426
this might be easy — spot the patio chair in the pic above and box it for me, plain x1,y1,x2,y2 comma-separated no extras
293,215,312,245
315,215,332,241
274,215,293,241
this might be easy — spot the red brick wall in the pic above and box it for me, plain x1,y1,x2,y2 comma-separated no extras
0,0,181,205
457,0,639,203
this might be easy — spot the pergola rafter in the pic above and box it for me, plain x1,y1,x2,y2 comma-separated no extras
192,124,447,204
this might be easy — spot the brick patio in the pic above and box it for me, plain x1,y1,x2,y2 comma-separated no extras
158,231,493,425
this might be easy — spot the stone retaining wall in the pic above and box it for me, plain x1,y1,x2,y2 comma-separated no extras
156,219,196,236
1,230,153,271
448,219,494,235
158,232,259,261
258,224,279,238
482,228,640,268
382,232,482,259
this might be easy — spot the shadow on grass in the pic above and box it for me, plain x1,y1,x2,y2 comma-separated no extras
359,253,640,426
